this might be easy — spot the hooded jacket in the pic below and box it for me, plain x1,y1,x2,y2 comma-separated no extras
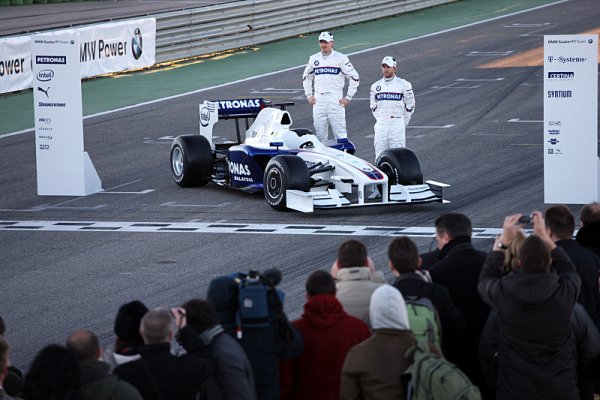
478,247,581,400
335,266,385,328
280,294,370,400
341,285,416,400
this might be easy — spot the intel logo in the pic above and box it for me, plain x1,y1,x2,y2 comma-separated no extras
37,69,54,82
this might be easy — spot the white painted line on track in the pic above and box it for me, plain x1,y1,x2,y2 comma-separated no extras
508,118,543,123
1,0,568,139
0,220,507,238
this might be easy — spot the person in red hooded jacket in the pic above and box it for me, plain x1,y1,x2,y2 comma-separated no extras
280,270,370,400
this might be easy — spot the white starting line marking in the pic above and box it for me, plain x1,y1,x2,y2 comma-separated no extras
507,118,543,123
0,220,507,238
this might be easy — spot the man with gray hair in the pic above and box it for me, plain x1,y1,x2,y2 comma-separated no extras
66,329,142,400
114,308,214,400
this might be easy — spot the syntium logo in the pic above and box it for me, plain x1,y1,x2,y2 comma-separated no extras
548,71,574,79
547,90,572,98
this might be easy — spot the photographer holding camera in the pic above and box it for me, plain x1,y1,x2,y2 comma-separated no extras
113,308,215,400
477,211,581,400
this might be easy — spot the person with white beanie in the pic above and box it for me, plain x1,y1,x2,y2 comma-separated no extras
340,284,416,399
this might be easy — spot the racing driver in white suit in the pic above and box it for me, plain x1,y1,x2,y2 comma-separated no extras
303,31,360,143
369,56,415,198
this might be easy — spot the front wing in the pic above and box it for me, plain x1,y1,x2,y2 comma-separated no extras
285,180,450,213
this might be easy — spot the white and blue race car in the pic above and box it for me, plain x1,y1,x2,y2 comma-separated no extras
169,98,449,212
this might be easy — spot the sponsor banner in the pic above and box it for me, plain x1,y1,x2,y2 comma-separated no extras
544,34,599,203
0,35,32,93
0,18,155,94
32,30,101,196
78,18,155,78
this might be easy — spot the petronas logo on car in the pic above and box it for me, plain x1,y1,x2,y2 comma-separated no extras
131,28,143,60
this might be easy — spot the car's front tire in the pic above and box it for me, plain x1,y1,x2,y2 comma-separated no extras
377,147,424,186
170,135,213,187
263,155,310,211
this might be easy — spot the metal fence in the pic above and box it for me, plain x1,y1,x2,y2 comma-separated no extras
154,0,457,63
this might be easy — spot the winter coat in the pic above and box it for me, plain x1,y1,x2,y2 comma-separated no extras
280,294,370,400
576,221,600,259
199,327,256,400
79,359,141,400
477,247,581,400
341,285,416,400
557,239,600,324
423,237,489,388
393,272,465,362
207,276,303,400
335,266,385,328
113,326,214,400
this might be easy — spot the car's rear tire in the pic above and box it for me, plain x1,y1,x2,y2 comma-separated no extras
263,155,310,211
170,135,213,187
377,147,424,185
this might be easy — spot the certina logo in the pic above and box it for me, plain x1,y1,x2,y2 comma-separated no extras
228,161,251,176
546,56,587,63
200,106,210,127
314,67,341,75
375,92,404,101
547,90,572,98
131,28,143,60
547,72,574,79
548,129,560,135
37,69,54,82
36,55,66,65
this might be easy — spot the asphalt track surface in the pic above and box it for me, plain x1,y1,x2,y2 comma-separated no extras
1,0,600,369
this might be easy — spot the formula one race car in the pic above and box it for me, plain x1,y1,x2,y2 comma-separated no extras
169,98,449,212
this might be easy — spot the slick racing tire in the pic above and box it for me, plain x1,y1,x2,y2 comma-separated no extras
263,155,310,211
170,135,213,187
377,148,424,186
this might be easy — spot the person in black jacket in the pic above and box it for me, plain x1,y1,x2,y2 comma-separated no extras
421,213,490,395
576,202,600,258
182,299,256,400
545,205,600,324
206,273,303,400
65,330,142,400
388,236,465,361
113,308,214,400
478,212,581,400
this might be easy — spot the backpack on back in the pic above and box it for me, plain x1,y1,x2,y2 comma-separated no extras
233,271,272,338
403,341,481,400
404,295,442,349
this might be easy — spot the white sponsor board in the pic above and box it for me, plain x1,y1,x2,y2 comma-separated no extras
32,30,102,196
0,18,155,94
78,18,155,78
0,35,32,93
544,35,599,203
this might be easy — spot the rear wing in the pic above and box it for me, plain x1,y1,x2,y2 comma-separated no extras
199,98,294,148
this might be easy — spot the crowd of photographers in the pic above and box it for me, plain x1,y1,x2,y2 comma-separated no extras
1,202,599,400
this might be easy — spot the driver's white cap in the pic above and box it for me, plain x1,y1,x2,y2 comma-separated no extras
318,31,334,42
382,56,397,68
